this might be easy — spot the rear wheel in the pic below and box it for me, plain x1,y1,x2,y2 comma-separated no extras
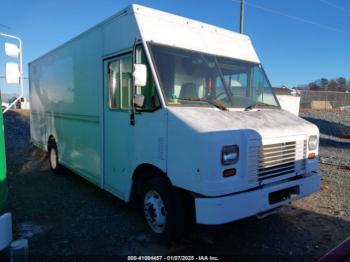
48,142,62,174
141,177,185,242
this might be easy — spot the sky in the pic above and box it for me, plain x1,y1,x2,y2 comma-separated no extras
0,0,349,97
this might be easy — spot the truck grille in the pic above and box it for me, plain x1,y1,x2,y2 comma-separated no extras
255,140,306,180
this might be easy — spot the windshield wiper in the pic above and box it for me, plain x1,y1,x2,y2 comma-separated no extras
208,99,228,111
213,57,234,105
245,102,278,110
176,98,228,111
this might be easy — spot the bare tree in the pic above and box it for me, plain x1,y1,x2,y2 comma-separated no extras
320,78,329,90
336,77,347,92
328,80,338,91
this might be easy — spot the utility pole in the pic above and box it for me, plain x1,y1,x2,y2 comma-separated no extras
240,0,245,34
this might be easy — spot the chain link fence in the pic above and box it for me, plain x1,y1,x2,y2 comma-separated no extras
300,90,350,111
299,90,350,140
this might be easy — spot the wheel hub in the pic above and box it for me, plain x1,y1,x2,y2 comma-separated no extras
144,190,167,233
50,149,57,169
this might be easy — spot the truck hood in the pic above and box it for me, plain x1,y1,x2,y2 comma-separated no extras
167,107,318,139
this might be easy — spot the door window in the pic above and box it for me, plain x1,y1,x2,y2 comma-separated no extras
108,60,120,109
108,55,133,110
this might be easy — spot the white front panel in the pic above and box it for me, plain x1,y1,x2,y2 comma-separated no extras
166,107,319,197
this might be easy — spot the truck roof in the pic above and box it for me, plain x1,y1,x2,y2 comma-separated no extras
30,4,260,64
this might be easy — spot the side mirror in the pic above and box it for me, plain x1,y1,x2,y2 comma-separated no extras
134,94,145,109
5,62,20,84
133,64,147,87
5,42,20,58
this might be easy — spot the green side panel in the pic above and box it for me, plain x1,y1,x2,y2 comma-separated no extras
0,106,7,213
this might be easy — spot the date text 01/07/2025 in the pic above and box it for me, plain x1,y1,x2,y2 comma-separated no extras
127,256,220,261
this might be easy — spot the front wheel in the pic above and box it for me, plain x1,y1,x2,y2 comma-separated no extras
142,177,185,242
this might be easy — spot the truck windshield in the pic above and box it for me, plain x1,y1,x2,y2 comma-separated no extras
149,43,280,109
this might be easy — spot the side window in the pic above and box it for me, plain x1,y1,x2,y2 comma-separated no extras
251,66,277,105
108,60,120,109
135,46,160,111
108,55,132,110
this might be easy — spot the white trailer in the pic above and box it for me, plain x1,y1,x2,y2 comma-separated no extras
30,4,321,241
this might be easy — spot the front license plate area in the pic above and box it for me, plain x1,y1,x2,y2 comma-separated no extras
269,186,300,205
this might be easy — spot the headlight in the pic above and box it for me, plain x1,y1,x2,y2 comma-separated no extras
221,145,239,165
308,135,318,150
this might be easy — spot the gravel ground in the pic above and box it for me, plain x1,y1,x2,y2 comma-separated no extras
4,109,350,261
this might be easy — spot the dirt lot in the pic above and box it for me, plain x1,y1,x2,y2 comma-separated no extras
5,109,350,261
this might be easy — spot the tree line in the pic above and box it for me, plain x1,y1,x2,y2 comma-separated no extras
307,77,349,92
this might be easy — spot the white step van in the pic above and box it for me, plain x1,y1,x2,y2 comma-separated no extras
29,4,321,241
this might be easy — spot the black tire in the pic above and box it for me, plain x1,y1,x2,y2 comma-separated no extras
48,142,63,174
141,176,185,242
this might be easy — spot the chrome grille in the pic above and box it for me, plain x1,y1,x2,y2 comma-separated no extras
257,140,306,180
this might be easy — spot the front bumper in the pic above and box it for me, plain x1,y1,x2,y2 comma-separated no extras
195,173,320,224
0,212,12,251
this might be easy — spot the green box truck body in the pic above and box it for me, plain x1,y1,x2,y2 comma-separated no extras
0,105,12,254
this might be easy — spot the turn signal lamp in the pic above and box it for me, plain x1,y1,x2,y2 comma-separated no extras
223,168,236,177
308,153,316,159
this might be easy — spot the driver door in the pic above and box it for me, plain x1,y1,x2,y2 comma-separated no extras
103,53,134,199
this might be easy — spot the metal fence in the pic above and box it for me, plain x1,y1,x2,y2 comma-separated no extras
299,91,350,139
300,90,350,111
